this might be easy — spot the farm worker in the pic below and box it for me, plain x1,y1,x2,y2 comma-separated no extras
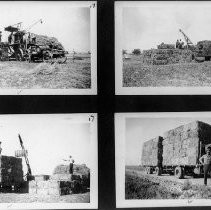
28,33,31,44
0,31,2,42
8,32,13,44
0,141,2,155
32,36,36,44
199,146,211,185
176,40,179,49
63,156,75,174
69,159,75,174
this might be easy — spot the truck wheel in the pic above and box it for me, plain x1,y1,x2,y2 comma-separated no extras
155,167,162,176
175,166,184,179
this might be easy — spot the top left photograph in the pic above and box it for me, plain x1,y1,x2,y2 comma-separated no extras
0,1,97,95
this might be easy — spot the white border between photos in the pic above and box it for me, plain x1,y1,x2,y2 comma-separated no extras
0,1,97,95
115,1,211,95
115,112,211,208
0,113,98,209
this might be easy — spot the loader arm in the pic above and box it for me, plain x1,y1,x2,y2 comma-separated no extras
18,134,32,176
179,29,193,46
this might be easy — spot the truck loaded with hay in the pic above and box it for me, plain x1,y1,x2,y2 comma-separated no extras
0,20,67,63
141,121,211,179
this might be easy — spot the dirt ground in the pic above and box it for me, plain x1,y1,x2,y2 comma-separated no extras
123,55,211,87
126,168,211,199
0,57,91,89
0,192,90,203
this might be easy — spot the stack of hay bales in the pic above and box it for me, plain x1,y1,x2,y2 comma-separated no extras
31,33,64,50
141,136,163,167
157,43,175,49
29,180,72,195
52,164,90,177
162,121,211,166
0,155,23,184
142,49,193,65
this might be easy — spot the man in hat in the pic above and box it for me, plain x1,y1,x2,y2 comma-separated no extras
0,141,2,155
199,146,211,185
0,31,2,43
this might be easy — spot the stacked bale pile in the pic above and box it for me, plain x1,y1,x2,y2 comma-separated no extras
142,49,193,65
29,164,90,196
157,43,175,49
31,33,64,50
141,136,163,167
0,155,23,185
29,180,72,195
162,121,211,166
52,164,90,188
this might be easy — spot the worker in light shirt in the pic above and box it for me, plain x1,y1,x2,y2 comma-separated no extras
0,141,2,155
63,156,75,175
199,146,211,185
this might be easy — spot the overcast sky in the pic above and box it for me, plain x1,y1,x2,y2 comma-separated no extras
0,1,90,52
122,1,211,51
0,114,92,176
125,117,211,165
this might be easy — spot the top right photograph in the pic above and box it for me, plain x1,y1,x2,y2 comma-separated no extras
115,1,211,95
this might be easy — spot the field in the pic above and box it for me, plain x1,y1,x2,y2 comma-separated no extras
0,192,90,203
123,55,211,87
0,55,91,89
125,167,211,200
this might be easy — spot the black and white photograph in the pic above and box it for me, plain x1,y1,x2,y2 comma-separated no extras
115,1,211,94
0,1,97,95
116,112,211,207
0,113,98,209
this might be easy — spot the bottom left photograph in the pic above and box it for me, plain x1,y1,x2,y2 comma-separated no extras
0,113,98,209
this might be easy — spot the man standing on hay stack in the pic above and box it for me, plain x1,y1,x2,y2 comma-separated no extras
199,146,211,186
63,155,75,175
0,141,2,155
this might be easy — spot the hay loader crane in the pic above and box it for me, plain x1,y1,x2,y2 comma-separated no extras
18,134,33,181
179,29,194,49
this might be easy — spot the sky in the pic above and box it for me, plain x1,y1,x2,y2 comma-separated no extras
125,117,211,166
0,1,90,52
122,1,211,51
0,114,92,176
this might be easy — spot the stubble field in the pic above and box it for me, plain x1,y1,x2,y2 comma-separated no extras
125,166,211,200
123,55,211,87
0,192,90,203
0,55,91,89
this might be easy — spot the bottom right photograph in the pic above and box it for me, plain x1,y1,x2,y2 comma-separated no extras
115,112,211,208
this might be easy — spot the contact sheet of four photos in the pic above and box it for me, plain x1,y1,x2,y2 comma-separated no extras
0,0,210,209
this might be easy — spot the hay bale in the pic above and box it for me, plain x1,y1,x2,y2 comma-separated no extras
141,136,163,167
157,43,175,49
162,121,211,166
51,174,72,181
0,155,23,184
34,175,50,181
